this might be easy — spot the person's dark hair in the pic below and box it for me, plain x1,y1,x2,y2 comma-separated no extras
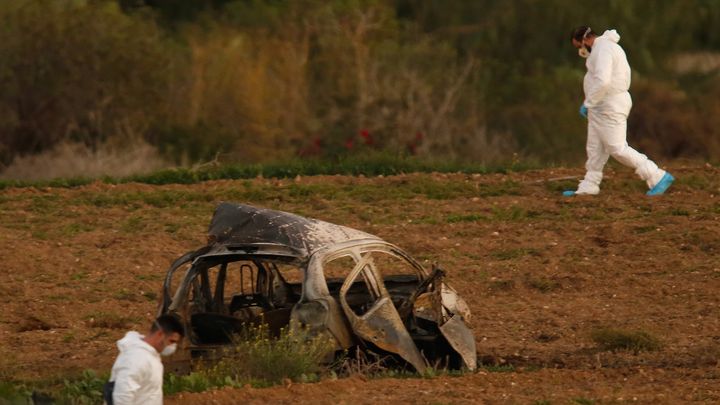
151,314,185,337
571,26,595,42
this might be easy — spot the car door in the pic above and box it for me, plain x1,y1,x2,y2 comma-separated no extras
337,251,427,371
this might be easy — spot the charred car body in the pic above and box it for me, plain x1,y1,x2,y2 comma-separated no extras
160,203,476,372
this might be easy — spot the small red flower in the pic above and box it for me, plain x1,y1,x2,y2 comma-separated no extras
345,138,354,150
359,129,374,145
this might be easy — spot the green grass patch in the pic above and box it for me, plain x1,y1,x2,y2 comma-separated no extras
1,369,110,405
668,208,690,216
488,279,515,291
71,272,89,281
446,213,487,223
0,381,31,404
0,154,539,190
491,248,539,261
490,205,538,221
166,324,334,395
590,327,662,353
31,229,50,240
60,369,107,405
84,312,137,329
678,174,716,191
114,288,137,301
28,194,64,211
136,274,163,281
120,216,146,233
477,180,522,197
480,364,515,372
525,276,560,293
213,324,333,386
633,225,657,234
142,291,158,301
60,222,95,237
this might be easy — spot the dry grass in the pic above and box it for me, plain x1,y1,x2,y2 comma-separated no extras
0,140,170,180
591,327,662,354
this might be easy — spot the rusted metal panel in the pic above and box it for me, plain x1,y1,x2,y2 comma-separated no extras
348,297,428,372
439,315,477,371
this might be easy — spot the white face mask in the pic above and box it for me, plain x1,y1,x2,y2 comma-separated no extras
161,343,177,357
578,45,591,59
577,27,592,59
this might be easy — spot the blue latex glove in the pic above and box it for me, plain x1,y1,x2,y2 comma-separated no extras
579,104,588,118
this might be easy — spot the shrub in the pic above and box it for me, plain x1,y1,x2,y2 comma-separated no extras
0,0,178,165
590,327,662,353
0,381,31,404
210,323,335,386
60,370,107,405
163,371,228,395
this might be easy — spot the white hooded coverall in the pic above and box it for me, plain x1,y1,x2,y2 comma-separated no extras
108,331,164,405
577,29,665,195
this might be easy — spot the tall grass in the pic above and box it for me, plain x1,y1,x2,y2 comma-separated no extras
164,323,334,394
209,323,334,386
0,140,168,181
591,327,662,353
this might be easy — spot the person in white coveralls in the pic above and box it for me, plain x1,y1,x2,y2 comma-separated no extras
104,315,185,405
565,26,674,196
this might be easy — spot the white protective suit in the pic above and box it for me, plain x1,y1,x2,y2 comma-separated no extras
108,331,164,405
576,29,665,194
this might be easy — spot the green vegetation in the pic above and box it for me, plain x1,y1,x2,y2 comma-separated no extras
490,206,536,222
446,213,487,223
166,324,335,394
60,370,107,405
480,364,516,373
2,0,719,181
489,279,516,291
211,324,334,386
492,248,539,261
591,327,662,353
0,381,31,404
0,154,534,189
84,312,138,330
526,276,561,293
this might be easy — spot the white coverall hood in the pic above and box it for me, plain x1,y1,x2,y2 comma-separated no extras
582,29,629,110
109,331,164,405
575,29,666,194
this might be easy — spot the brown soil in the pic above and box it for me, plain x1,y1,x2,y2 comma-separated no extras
1,164,719,403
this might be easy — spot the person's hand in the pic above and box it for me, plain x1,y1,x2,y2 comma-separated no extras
579,104,588,118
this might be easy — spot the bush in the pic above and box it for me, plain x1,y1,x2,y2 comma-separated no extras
164,371,229,395
0,381,31,404
591,327,662,353
60,370,107,405
210,323,334,386
0,0,178,165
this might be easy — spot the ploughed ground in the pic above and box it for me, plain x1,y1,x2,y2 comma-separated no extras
1,163,719,403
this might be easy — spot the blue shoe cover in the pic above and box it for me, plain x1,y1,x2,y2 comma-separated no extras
562,190,576,197
646,172,675,196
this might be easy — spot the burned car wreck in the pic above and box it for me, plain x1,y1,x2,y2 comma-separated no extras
160,202,476,372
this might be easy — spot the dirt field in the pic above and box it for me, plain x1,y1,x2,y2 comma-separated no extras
1,163,719,403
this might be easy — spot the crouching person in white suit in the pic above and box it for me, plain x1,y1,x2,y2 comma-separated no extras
105,315,184,405
566,26,674,196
